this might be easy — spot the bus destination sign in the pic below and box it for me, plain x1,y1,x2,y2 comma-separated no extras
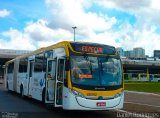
81,46,103,54
70,42,116,55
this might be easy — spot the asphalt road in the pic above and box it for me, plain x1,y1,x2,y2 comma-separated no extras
0,84,119,118
0,83,160,118
124,91,160,113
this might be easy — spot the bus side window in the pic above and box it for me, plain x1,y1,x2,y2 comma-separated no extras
8,63,14,73
19,58,28,73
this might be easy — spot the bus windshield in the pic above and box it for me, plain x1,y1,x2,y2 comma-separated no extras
71,55,122,89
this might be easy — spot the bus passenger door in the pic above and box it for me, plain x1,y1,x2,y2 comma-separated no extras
55,58,65,107
45,59,56,103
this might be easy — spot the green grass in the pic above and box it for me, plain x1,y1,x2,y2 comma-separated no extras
124,82,160,93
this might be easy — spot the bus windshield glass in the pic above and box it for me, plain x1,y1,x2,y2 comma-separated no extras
71,56,122,88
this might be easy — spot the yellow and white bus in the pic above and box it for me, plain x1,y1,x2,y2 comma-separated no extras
5,41,124,110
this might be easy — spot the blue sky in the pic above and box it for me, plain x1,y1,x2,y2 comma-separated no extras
0,0,47,31
88,4,137,26
0,0,160,56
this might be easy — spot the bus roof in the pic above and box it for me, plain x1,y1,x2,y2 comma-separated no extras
5,41,116,65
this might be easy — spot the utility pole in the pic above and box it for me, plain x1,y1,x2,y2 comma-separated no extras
72,26,77,42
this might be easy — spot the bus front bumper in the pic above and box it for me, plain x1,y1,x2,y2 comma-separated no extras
63,88,124,110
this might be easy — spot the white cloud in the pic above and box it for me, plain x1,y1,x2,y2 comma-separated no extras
92,0,160,56
96,0,150,12
0,9,10,18
112,22,160,56
89,31,121,47
96,0,160,27
45,0,117,35
1,0,160,57
151,0,160,10
44,0,160,56
0,28,35,50
41,0,120,54
0,18,73,50
24,19,73,48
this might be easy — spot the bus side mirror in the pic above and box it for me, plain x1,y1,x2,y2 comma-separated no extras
65,59,70,71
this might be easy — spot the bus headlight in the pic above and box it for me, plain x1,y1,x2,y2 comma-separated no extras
114,91,124,98
69,89,85,98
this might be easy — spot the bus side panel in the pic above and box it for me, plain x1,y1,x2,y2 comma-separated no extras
31,72,45,101
63,87,81,110
6,62,14,91
16,72,27,94
7,73,14,91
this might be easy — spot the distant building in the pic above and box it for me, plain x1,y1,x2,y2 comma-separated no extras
154,50,160,59
133,48,145,58
124,50,134,58
116,48,125,57
117,47,145,59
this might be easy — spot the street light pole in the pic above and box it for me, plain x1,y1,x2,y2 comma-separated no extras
72,26,77,42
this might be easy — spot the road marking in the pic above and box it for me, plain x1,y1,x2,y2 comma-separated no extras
125,90,160,97
125,102,160,108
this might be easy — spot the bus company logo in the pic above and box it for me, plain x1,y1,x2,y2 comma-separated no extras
81,46,103,54
39,79,44,87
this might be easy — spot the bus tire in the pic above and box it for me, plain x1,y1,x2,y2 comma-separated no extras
20,85,24,98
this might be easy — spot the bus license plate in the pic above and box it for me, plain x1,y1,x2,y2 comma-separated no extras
96,102,106,107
